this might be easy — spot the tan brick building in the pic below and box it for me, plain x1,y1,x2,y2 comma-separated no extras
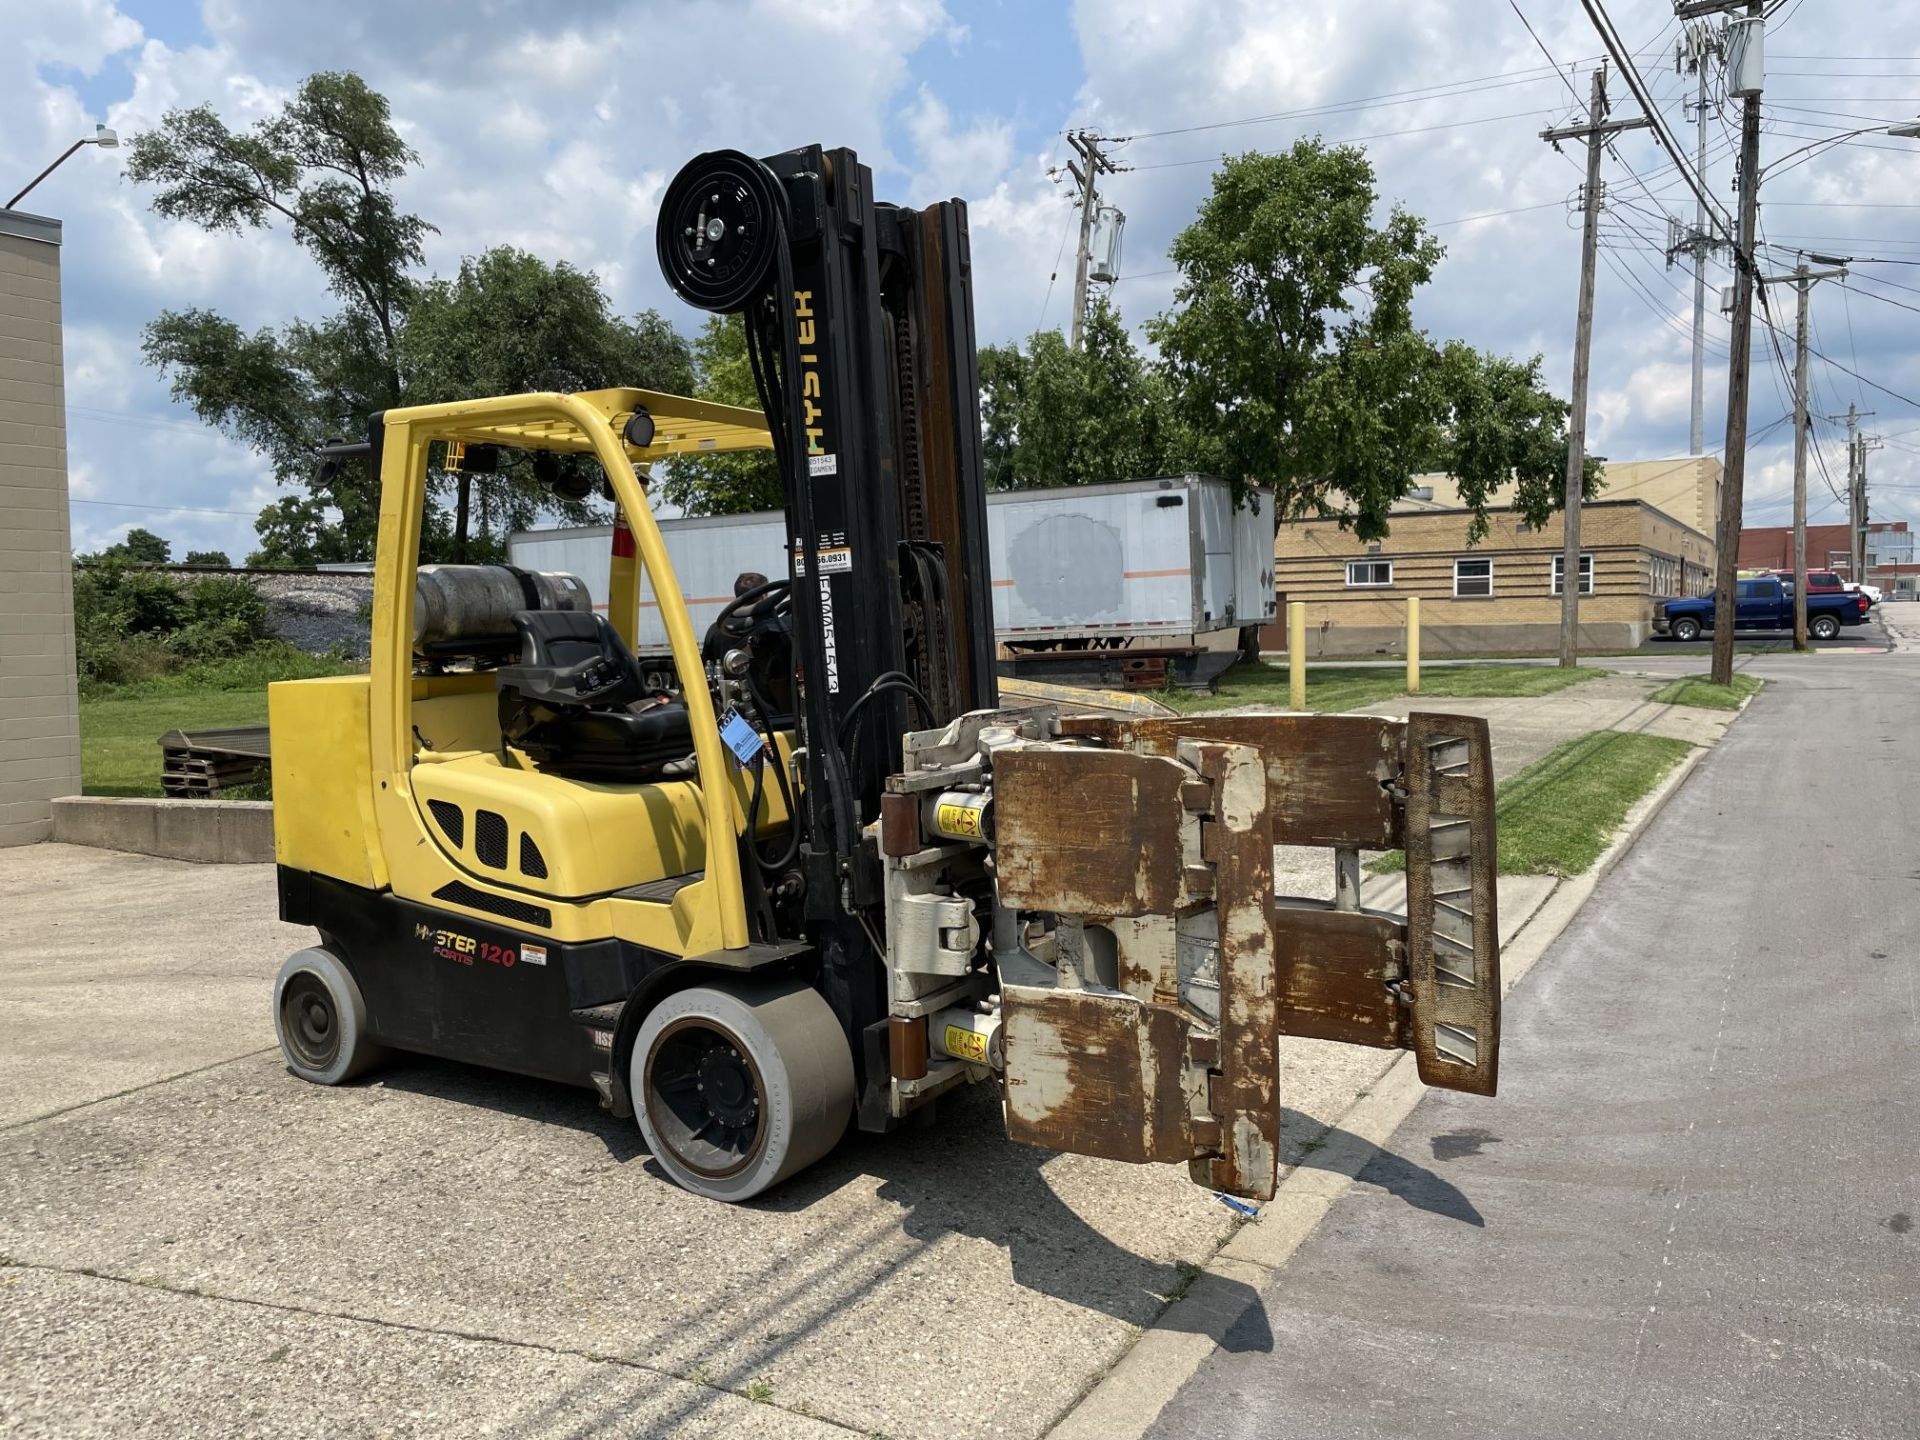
0,208,81,844
1271,456,1721,657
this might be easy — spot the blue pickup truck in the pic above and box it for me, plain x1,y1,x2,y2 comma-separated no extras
1655,575,1871,642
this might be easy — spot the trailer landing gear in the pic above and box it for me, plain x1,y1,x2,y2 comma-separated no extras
632,979,855,1202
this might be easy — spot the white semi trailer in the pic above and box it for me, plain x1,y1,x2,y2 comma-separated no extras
510,475,1276,688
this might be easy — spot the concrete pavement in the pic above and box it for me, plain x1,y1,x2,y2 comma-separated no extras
1144,646,1920,1439
0,664,1758,1439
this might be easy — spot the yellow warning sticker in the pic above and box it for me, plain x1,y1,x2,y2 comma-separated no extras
944,1025,990,1065
937,802,983,839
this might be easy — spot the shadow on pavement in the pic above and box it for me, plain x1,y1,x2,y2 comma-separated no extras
370,1054,1275,1349
1283,1108,1485,1229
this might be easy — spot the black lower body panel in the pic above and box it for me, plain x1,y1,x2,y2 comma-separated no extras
288,869,667,1091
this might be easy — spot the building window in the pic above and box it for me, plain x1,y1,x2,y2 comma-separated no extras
1453,557,1494,597
1551,553,1595,596
1346,559,1393,588
1648,556,1679,596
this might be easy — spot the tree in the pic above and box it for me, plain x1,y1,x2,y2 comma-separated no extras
94,527,172,564
182,549,232,567
977,299,1190,491
130,72,427,561
1149,142,1453,539
1433,343,1600,544
653,315,782,516
402,246,697,555
130,77,700,564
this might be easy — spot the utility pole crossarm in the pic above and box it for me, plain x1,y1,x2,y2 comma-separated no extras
1539,114,1653,143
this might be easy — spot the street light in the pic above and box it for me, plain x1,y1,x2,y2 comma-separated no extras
6,125,119,212
1762,117,1920,184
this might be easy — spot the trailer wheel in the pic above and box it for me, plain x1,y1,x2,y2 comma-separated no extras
1671,616,1702,642
632,979,854,1202
1810,613,1841,641
273,948,387,1085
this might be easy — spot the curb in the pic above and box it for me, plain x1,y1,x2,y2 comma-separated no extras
50,795,274,864
1047,718,1721,1440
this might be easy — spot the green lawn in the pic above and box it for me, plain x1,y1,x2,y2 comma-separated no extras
1648,673,1763,710
1372,729,1694,879
79,647,358,796
80,688,275,796
1163,660,1604,714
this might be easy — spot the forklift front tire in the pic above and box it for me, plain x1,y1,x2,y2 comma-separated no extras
632,979,855,1202
274,948,387,1086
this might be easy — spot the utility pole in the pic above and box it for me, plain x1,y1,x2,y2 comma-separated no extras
1673,24,1728,454
1826,403,1873,584
1761,258,1846,648
1703,0,1765,689
1051,131,1123,350
1542,64,1651,668
1858,431,1884,582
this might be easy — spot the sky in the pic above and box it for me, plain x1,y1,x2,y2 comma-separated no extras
8,0,1920,562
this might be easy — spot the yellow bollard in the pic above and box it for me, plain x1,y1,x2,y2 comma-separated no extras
1407,596,1421,694
1288,601,1306,710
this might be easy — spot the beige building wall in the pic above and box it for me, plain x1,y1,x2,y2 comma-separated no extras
1273,499,1717,657
0,210,81,845
1410,455,1722,538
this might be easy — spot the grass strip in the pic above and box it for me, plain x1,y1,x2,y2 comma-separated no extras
1647,673,1763,710
80,648,358,797
1370,729,1694,879
1162,661,1603,714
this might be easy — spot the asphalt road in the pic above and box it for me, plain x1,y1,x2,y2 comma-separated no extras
1149,646,1920,1440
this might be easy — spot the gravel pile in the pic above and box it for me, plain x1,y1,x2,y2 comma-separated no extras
262,579,373,659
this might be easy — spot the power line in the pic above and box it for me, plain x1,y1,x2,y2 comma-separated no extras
70,497,264,519
1114,60,1603,143
1128,106,1564,170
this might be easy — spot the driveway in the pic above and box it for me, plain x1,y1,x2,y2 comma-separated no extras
0,844,1387,1440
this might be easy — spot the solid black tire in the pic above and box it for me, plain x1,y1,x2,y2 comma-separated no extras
632,979,854,1203
273,947,387,1085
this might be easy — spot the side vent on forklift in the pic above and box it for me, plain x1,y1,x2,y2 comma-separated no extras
427,799,465,848
432,881,552,930
474,810,509,869
519,833,548,879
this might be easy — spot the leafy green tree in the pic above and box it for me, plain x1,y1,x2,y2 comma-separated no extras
653,315,782,516
100,527,173,564
1434,343,1599,543
1149,142,1454,538
129,72,426,561
402,246,696,553
977,299,1190,491
129,76,697,564
1148,142,1584,540
182,549,233,567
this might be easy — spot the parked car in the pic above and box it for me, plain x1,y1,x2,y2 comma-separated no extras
1655,575,1871,642
1853,582,1884,606
1760,568,1848,596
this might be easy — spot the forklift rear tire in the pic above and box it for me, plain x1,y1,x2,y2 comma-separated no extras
273,948,387,1086
632,979,855,1202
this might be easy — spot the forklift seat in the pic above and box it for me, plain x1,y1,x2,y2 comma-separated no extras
497,610,694,782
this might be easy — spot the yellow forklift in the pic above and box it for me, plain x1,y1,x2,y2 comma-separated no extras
268,143,1502,1202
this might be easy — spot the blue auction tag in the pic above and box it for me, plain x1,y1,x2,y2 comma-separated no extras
718,706,765,765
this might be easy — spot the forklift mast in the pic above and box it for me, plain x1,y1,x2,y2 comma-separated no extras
658,146,996,849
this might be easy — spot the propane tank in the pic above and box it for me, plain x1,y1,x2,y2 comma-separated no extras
413,565,590,649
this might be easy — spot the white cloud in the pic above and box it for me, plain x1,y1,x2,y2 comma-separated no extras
6,0,1920,550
